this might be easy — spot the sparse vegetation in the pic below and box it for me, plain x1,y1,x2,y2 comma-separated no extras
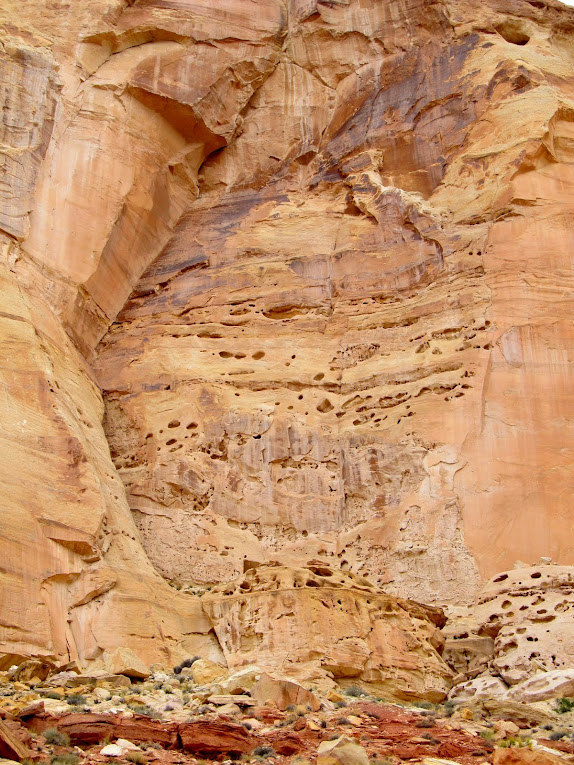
253,745,275,757
128,703,159,718
66,694,87,706
173,657,200,675
549,731,569,740
498,737,528,748
43,728,70,746
344,686,367,698
415,716,436,728
127,752,147,765
50,755,79,765
555,697,574,714
141,742,163,751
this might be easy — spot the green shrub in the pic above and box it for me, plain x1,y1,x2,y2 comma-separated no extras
499,737,527,748
43,728,70,746
555,697,574,714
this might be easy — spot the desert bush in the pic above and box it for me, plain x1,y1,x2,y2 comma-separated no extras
549,731,568,740
43,728,70,746
173,657,200,674
253,745,275,757
555,697,574,714
50,755,78,765
127,752,147,765
344,686,366,698
66,694,87,706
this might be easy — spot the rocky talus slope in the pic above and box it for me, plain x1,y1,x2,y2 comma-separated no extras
0,0,573,692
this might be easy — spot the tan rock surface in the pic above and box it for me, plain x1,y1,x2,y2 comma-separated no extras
94,0,574,611
493,748,564,765
0,0,573,671
202,564,452,701
317,736,370,765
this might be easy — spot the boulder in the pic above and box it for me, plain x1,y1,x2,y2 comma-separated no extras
449,676,509,702
506,669,574,703
100,744,123,757
493,747,563,765
23,713,179,748
0,719,34,762
178,721,254,756
492,720,520,739
203,566,452,701
207,695,255,706
317,736,370,765
115,739,140,752
10,660,55,683
219,666,263,695
251,673,321,711
475,566,574,686
271,732,305,756
105,649,150,680
478,701,555,729
189,659,227,685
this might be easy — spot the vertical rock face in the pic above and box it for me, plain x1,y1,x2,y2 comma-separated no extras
0,0,574,665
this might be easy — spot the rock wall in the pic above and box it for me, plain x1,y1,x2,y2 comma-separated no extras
0,0,574,666
96,0,574,602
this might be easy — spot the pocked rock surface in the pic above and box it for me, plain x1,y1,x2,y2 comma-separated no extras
0,0,573,668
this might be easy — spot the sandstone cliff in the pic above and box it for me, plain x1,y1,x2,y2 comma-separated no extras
1,0,574,669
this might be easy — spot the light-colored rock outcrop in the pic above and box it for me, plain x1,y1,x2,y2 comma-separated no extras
447,563,574,699
201,564,452,701
475,565,574,685
317,736,370,765
0,0,573,670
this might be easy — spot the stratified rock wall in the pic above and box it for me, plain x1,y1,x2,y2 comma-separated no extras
96,0,574,602
0,0,573,666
